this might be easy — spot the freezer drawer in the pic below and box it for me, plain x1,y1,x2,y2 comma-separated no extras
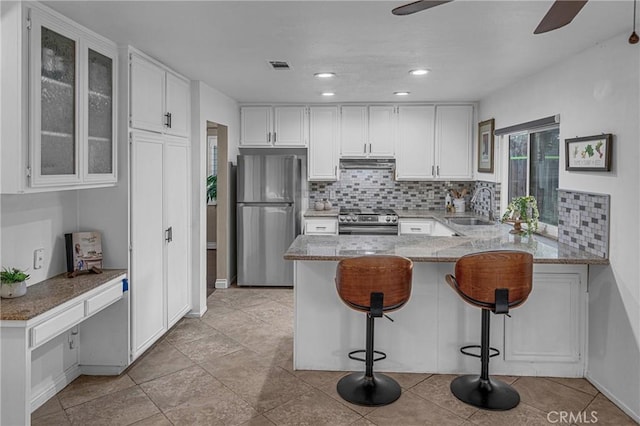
237,204,295,286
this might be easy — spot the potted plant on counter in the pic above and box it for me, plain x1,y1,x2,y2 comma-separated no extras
1,267,30,298
501,195,539,237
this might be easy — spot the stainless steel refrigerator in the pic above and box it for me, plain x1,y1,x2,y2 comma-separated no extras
237,155,300,286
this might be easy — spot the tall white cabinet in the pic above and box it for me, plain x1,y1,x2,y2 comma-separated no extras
128,49,191,359
308,106,339,181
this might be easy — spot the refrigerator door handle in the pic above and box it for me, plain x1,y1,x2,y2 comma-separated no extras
165,226,173,243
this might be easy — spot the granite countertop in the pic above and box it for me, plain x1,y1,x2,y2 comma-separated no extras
304,208,340,217
0,269,127,321
285,213,608,265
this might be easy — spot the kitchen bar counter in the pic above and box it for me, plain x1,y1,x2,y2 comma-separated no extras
1,268,127,321
285,221,608,265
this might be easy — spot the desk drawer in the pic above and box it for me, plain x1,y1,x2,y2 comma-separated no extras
85,281,123,316
31,303,84,348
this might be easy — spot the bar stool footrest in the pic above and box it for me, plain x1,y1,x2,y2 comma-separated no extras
348,349,387,363
450,375,520,410
460,345,500,358
337,372,401,406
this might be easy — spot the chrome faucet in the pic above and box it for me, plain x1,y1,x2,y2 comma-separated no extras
471,187,495,221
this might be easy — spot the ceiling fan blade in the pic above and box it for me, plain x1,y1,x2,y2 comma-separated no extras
392,0,454,16
534,0,588,34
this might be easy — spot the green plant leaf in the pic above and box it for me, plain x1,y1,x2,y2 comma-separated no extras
207,175,217,202
1,267,30,284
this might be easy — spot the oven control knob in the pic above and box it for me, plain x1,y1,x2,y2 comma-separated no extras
391,216,397,223
339,216,346,222
350,215,357,222
385,216,391,222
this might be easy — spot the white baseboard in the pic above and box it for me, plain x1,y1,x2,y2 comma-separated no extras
586,373,640,423
31,364,81,412
80,364,127,376
215,278,229,289
185,306,207,318
207,242,217,250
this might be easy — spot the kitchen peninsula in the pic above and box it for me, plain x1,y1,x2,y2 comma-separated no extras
284,213,607,378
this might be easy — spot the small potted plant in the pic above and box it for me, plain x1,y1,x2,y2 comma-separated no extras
207,174,217,203
501,195,539,237
0,267,30,298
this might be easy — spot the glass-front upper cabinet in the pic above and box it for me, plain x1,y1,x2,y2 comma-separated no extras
29,8,117,189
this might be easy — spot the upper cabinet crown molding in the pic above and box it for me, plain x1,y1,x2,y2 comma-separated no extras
129,49,190,138
240,105,307,148
1,2,118,193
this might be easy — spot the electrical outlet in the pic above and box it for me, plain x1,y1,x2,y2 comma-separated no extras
427,190,435,200
330,190,336,200
569,210,581,228
34,248,45,270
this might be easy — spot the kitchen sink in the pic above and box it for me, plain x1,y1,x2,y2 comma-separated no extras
448,217,496,226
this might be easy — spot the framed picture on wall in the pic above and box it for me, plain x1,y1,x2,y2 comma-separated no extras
477,118,495,173
565,134,613,171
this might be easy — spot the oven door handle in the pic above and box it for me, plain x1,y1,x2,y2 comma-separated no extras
339,225,398,235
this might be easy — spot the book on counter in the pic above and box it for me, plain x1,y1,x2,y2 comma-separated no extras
65,231,103,273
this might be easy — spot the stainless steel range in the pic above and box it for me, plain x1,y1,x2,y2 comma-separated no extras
338,208,398,235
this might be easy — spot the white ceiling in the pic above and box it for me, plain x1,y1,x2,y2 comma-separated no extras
44,0,634,103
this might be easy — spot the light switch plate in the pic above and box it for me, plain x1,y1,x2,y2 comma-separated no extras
569,210,581,228
34,248,44,269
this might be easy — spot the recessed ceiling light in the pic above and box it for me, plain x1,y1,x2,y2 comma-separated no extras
394,91,410,96
409,69,430,76
322,92,335,96
314,72,336,78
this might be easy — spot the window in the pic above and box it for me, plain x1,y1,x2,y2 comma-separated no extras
507,126,560,230
207,136,217,204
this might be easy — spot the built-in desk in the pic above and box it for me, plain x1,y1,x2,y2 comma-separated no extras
1,269,128,426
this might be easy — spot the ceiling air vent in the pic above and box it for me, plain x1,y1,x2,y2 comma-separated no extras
268,60,292,70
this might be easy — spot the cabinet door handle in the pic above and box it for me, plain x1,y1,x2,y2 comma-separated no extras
369,143,372,153
411,227,421,231
334,165,337,176
436,165,440,176
165,226,173,243
316,226,327,230
273,132,277,143
268,132,271,143
164,112,172,128
431,165,435,176
363,143,366,153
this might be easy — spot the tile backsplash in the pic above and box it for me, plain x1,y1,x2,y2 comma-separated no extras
557,189,610,258
309,169,486,211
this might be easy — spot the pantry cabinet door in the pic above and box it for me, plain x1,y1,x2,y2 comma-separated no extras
130,132,166,357
130,54,165,133
308,106,339,181
164,140,191,328
165,72,190,138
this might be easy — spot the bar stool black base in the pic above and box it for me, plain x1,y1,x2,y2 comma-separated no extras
450,375,520,410
337,372,401,406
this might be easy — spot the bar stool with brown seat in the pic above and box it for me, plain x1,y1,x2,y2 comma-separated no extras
335,255,413,406
445,250,533,410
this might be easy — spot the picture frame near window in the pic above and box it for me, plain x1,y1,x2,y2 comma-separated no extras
477,118,495,173
565,133,613,171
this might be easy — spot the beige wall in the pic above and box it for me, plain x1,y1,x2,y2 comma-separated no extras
207,205,217,243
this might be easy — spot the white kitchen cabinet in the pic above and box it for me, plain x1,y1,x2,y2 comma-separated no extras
305,218,338,235
1,4,118,193
396,105,435,180
398,218,457,236
130,132,191,359
504,270,584,364
240,106,307,147
308,106,339,181
340,105,395,158
130,52,190,138
435,105,474,179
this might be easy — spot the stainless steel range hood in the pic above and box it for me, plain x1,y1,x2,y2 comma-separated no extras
339,158,396,170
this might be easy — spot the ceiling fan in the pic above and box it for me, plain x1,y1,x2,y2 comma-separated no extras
391,0,588,34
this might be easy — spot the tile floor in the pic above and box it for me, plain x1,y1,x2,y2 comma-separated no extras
32,286,637,426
